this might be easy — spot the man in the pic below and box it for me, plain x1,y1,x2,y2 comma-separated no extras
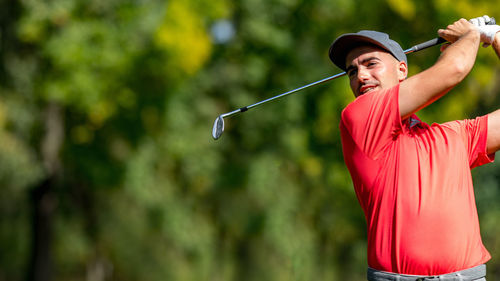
329,16,500,280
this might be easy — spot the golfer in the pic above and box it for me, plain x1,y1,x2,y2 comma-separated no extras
329,16,500,280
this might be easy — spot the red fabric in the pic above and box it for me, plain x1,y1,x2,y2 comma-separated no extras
340,84,494,275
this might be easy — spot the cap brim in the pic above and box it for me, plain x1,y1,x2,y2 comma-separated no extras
329,34,390,71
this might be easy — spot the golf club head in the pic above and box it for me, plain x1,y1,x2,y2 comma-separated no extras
212,115,224,140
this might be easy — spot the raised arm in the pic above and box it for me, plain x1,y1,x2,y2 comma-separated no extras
494,32,500,58
486,30,500,154
398,19,480,120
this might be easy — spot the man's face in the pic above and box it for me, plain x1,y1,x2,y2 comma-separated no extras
345,45,407,97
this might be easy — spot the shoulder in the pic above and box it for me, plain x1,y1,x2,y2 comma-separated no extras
341,85,400,125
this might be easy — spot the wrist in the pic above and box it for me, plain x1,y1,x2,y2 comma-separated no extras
478,25,500,44
467,28,481,43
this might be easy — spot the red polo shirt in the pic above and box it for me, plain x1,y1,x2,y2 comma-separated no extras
340,84,494,275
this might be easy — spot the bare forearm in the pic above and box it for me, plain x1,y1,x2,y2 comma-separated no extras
437,20,480,81
493,32,500,59
437,29,480,82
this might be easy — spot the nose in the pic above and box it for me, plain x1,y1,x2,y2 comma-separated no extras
357,67,370,81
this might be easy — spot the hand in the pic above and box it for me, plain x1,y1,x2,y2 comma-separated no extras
476,25,500,46
469,15,493,27
469,15,500,46
438,18,478,43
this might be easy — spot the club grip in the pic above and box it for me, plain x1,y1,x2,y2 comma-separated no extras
408,17,496,53
411,37,447,52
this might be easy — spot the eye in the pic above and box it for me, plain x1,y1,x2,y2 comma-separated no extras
347,68,357,77
365,57,382,67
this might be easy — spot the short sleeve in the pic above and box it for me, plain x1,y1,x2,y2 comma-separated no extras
441,115,495,168
340,84,402,159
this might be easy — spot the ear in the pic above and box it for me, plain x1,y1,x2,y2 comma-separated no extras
397,61,408,82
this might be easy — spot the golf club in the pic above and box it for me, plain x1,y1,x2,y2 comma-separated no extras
212,17,496,140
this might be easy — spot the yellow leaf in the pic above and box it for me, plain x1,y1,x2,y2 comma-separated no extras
155,0,213,75
386,0,416,20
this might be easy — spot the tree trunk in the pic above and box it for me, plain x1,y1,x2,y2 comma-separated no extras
27,179,56,281
26,103,64,281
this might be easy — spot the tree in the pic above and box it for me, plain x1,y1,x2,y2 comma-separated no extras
1,0,499,280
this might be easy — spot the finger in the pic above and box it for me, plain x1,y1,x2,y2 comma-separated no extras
478,17,486,26
437,28,447,37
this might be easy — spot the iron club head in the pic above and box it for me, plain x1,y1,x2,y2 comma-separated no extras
212,115,224,140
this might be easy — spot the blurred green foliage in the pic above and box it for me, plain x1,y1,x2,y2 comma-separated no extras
1,0,500,280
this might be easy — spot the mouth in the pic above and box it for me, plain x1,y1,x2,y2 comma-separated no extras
359,84,378,95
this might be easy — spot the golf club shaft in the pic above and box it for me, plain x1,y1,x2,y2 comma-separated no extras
242,71,346,112
213,16,496,140
218,17,496,119
221,37,444,119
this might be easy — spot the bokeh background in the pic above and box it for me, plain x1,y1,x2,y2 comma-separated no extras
1,0,500,280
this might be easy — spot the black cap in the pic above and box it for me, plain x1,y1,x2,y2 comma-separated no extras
329,30,407,71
